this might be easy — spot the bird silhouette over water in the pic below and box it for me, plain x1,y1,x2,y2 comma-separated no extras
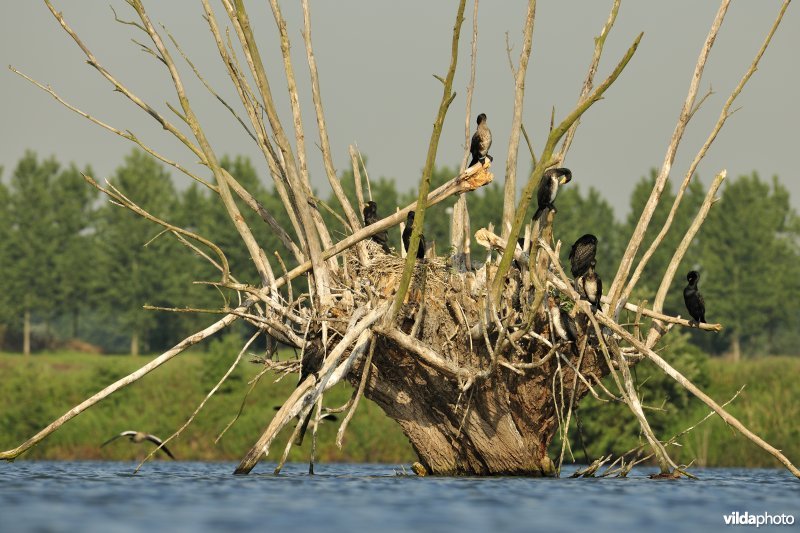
402,211,426,260
468,113,492,168
101,431,175,459
363,200,390,253
579,259,602,313
570,234,598,279
533,168,572,220
683,270,706,325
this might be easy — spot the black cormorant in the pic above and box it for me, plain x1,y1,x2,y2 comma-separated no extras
533,168,572,220
683,270,706,325
569,234,598,279
548,296,578,343
293,345,324,446
468,113,493,168
580,259,602,312
363,200,391,253
101,430,176,459
402,211,426,260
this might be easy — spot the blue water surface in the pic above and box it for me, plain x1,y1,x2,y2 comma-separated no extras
0,461,798,532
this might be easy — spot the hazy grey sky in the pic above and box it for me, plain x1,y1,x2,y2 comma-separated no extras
1,2,797,218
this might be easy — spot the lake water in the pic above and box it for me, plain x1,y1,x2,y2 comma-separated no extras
1,461,798,532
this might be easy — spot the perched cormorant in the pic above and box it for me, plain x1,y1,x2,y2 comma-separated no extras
683,270,706,325
569,234,598,279
294,345,324,446
468,113,493,168
363,200,390,253
402,211,426,260
101,430,176,459
580,259,602,312
548,296,578,343
533,168,572,220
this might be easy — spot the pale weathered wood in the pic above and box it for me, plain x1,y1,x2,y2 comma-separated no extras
606,0,731,316
0,301,253,461
501,0,536,240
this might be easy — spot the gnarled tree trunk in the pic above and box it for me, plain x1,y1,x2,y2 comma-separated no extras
3,0,798,481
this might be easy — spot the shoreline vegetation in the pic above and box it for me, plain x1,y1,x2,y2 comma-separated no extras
1,350,797,469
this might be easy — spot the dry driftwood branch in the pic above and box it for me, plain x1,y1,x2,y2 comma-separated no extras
501,0,536,240
389,0,467,322
606,0,730,316
0,301,253,461
600,295,722,333
166,27,257,145
222,0,333,303
267,0,335,254
303,0,364,241
270,162,493,293
9,66,215,191
620,1,789,309
336,337,377,448
349,145,367,225
84,174,231,283
596,312,800,479
451,0,480,268
584,307,679,475
235,303,389,474
554,0,620,165
134,331,260,472
645,170,726,346
200,2,307,261
492,32,642,304
375,327,477,382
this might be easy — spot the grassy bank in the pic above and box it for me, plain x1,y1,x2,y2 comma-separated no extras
668,357,800,468
0,349,415,464
1,351,797,468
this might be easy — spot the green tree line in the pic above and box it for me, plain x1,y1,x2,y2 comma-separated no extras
1,149,798,358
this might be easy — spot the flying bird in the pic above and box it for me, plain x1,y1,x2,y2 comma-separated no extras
533,168,572,220
101,431,175,459
548,296,578,343
579,259,602,313
569,234,598,279
468,113,493,168
683,270,706,325
363,200,391,253
402,211,426,260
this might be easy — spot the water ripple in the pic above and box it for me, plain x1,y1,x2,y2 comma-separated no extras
1,462,798,533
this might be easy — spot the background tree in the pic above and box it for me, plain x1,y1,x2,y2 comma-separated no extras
94,149,182,355
51,163,98,340
698,173,800,360
6,152,62,355
0,174,11,349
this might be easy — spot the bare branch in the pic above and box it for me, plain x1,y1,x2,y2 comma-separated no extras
621,1,790,309
645,170,726,346
492,33,642,303
134,331,260,472
606,0,730,315
235,303,389,474
554,0,620,164
303,0,363,239
501,0,536,239
597,312,800,479
9,66,215,191
0,301,253,461
388,0,467,321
